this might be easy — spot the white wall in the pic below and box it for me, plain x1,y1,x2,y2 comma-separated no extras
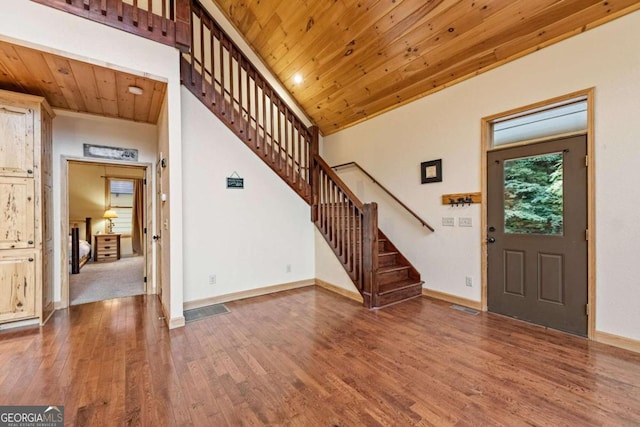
54,111,157,300
314,229,359,294
181,87,315,303
322,10,640,341
1,0,184,323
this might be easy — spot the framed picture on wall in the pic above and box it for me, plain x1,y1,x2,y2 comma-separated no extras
421,159,442,184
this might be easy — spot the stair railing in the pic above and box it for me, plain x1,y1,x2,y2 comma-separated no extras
333,161,435,232
31,0,191,50
182,0,312,202
311,130,379,308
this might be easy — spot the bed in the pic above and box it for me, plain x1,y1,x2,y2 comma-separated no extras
70,218,92,274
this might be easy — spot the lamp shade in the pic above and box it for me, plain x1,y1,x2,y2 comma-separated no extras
103,209,119,219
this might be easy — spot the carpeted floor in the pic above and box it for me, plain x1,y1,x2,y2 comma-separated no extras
70,256,145,305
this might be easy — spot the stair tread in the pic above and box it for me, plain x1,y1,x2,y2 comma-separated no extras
378,265,410,273
378,279,423,295
379,251,399,256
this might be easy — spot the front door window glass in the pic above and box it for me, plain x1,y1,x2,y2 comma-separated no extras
504,152,563,235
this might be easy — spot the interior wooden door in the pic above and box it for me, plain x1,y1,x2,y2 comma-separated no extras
145,166,154,293
487,135,588,336
155,153,163,300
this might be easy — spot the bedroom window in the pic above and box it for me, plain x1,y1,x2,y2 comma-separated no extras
107,179,134,234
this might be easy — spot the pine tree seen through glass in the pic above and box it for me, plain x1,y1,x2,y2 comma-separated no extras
503,153,563,235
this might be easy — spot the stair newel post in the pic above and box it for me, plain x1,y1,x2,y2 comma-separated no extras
174,0,192,52
310,126,320,221
362,202,379,309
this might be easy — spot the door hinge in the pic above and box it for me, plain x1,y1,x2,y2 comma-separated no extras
586,304,590,316
144,276,147,283
585,229,589,241
144,227,147,234
585,155,589,167
144,178,147,185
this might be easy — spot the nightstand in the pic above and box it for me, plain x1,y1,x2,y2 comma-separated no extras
94,234,121,262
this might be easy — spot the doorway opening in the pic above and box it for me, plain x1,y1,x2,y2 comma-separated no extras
481,89,595,337
62,159,154,307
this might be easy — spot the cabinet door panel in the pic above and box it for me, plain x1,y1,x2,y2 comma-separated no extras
0,253,36,322
0,178,35,249
0,105,34,177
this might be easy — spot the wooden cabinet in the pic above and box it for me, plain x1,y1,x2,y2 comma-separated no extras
0,252,36,323
94,234,121,262
0,90,54,325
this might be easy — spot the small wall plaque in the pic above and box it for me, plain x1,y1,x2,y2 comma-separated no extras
226,171,244,189
83,144,138,161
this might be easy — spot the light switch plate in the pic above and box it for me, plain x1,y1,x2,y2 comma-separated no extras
442,217,455,227
459,217,472,227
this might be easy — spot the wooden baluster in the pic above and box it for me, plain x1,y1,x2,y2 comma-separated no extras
358,211,364,291
254,76,259,146
148,0,154,31
219,35,225,116
277,100,282,170
214,22,217,105
294,124,300,186
270,94,275,164
229,43,234,124
117,0,124,21
83,0,90,10
332,183,338,246
200,16,206,96
133,0,139,27
309,126,319,206
263,87,268,157
189,9,196,86
338,190,344,263
161,0,167,35
101,0,107,16
238,56,243,134
347,201,353,273
284,110,290,180
322,171,328,231
246,69,252,141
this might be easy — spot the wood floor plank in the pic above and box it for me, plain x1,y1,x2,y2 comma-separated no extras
0,289,639,425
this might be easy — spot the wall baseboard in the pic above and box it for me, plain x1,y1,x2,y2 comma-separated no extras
169,316,186,329
183,279,315,311
315,279,363,303
54,301,67,310
422,288,483,311
594,331,640,354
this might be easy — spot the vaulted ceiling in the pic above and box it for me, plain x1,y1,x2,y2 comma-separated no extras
211,0,640,135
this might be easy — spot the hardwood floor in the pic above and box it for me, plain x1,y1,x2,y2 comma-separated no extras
1,288,639,426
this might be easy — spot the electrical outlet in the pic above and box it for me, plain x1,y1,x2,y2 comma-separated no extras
465,276,473,287
442,217,455,227
209,274,216,285
459,217,472,227
286,264,292,273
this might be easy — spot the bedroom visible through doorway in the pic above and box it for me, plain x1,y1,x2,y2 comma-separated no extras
67,161,149,305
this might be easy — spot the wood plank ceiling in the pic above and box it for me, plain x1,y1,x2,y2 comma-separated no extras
0,40,167,124
211,0,640,135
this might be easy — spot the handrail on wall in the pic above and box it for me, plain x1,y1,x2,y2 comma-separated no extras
332,162,435,232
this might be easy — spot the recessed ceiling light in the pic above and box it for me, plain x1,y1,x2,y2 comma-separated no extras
128,85,144,95
293,74,303,84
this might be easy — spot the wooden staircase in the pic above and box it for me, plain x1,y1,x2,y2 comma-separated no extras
45,0,427,308
178,0,425,308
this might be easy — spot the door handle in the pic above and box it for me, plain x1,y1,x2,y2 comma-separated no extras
152,235,160,241
487,237,496,243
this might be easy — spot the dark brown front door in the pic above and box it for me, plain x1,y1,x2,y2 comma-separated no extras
487,135,588,336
